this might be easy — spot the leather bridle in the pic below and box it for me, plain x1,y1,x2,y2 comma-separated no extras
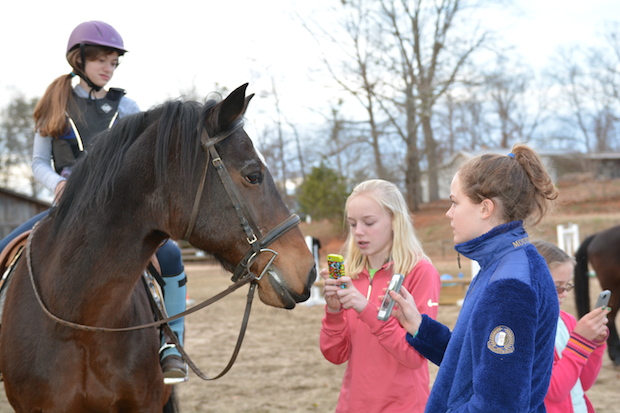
24,118,303,380
184,119,301,283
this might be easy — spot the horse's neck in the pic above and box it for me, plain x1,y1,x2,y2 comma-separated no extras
33,221,158,319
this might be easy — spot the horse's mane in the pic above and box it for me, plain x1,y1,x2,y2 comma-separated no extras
52,99,217,233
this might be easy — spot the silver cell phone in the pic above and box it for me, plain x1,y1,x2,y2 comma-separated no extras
377,273,405,321
595,289,611,309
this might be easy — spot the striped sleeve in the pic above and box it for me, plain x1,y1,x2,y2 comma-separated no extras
566,333,597,359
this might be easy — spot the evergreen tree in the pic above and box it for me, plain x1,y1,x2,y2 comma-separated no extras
297,163,349,221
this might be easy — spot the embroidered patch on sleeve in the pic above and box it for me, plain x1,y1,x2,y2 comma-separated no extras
487,325,515,355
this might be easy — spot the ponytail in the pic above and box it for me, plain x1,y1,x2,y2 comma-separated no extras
33,73,75,138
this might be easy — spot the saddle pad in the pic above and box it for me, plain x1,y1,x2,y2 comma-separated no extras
0,230,30,277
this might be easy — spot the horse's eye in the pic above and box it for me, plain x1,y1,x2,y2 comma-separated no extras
245,172,263,185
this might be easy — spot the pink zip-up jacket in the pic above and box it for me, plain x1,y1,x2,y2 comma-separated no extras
544,310,607,413
320,259,440,413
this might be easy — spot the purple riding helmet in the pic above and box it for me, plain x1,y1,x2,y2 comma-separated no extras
66,21,127,91
66,21,127,54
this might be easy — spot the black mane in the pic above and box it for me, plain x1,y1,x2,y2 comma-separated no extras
52,99,214,232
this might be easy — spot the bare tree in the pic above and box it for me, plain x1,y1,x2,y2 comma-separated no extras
603,22,620,103
0,94,41,197
484,56,549,148
305,0,496,208
305,0,390,181
378,0,493,203
550,46,620,153
270,76,288,197
437,88,491,152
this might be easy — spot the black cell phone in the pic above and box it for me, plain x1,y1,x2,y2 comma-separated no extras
377,273,405,321
595,290,611,309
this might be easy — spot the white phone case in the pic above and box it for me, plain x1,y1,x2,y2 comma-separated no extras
377,273,405,321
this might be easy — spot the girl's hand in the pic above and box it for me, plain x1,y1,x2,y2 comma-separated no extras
574,306,610,342
334,277,367,313
54,180,67,203
320,268,343,313
320,271,368,314
389,286,422,336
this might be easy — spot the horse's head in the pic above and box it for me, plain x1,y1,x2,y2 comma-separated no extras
174,84,315,308
55,83,315,308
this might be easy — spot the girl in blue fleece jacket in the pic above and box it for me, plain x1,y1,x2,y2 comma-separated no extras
390,143,560,412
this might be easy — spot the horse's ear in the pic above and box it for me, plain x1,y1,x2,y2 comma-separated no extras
218,83,251,129
245,93,255,108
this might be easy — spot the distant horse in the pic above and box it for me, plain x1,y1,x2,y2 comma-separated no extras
574,224,620,366
0,84,316,412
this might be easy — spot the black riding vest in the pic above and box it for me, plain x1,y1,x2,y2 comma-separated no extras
51,88,126,177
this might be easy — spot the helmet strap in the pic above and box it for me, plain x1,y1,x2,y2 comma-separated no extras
78,44,103,94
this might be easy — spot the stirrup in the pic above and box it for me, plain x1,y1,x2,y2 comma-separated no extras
159,343,177,354
159,344,188,384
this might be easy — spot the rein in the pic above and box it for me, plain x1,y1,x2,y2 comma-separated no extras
25,220,255,333
23,119,302,380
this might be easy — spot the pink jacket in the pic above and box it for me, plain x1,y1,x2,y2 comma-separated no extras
544,310,607,413
320,259,440,413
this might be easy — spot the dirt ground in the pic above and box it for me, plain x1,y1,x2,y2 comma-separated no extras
175,265,620,413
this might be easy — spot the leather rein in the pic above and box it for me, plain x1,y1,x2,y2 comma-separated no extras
24,120,301,380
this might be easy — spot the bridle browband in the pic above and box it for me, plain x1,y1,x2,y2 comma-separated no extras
24,114,302,380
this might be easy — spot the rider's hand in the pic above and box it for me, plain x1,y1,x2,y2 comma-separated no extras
54,180,67,203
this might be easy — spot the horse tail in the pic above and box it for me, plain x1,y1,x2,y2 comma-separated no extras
163,386,180,413
574,233,596,318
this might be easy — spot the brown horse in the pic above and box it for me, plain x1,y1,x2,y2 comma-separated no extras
574,224,620,366
0,84,316,412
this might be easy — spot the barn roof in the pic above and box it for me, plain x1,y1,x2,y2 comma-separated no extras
0,187,51,207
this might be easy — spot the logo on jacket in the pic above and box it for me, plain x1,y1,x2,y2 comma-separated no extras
487,325,515,355
100,103,113,113
512,237,529,248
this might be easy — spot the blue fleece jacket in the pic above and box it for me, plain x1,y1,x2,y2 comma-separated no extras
407,221,559,412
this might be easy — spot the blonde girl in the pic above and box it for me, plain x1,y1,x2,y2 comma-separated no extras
320,179,440,413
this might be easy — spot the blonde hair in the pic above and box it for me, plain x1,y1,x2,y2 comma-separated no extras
457,143,558,227
343,179,429,278
33,46,119,138
531,239,576,270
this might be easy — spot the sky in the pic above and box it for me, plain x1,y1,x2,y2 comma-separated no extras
1,0,619,135
0,0,339,132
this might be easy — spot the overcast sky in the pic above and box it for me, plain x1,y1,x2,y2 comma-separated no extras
1,0,619,130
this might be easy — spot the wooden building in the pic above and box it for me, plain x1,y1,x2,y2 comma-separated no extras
0,187,51,238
